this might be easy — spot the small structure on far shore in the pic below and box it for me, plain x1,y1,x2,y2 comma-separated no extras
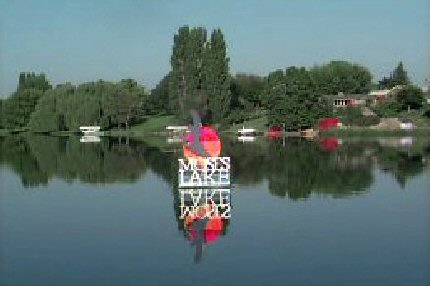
79,126,103,135
400,119,414,130
332,92,369,107
237,127,257,136
166,126,188,132
166,126,188,144
237,127,257,143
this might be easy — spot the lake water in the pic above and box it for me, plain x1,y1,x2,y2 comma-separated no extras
1,135,429,286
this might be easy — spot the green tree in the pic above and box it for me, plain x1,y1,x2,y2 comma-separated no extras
230,73,265,109
268,67,331,130
391,61,410,86
112,79,145,129
0,99,4,128
202,28,231,123
2,72,52,129
169,26,207,119
3,89,45,128
396,85,424,110
379,61,410,89
335,106,380,127
148,73,171,115
29,80,146,132
29,83,75,131
311,60,372,95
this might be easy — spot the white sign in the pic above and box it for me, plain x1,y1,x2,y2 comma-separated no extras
179,188,231,219
178,157,231,188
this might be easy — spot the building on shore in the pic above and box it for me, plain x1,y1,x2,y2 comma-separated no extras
330,92,371,108
328,85,405,108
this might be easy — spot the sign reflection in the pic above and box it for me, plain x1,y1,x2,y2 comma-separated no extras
176,188,231,263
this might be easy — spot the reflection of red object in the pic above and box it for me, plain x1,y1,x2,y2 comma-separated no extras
320,137,339,151
268,125,283,138
187,215,223,244
319,117,338,131
184,125,221,158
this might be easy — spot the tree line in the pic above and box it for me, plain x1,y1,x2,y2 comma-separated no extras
1,26,427,132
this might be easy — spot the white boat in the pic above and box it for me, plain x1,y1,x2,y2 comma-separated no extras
237,127,257,136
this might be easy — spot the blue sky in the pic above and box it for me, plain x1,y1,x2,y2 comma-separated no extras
1,0,429,96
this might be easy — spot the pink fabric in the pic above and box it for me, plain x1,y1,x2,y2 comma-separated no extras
204,229,221,244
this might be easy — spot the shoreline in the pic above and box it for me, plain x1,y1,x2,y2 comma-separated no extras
2,127,430,138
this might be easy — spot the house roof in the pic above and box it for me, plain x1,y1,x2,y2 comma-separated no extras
325,94,373,100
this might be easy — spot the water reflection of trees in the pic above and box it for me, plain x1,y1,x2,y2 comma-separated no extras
1,135,429,197
375,141,430,188
223,139,374,199
0,135,149,187
223,137,429,199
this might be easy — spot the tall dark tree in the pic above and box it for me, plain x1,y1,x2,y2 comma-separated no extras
396,85,424,111
230,73,265,109
0,99,4,129
169,26,207,119
202,28,231,123
391,61,410,87
148,73,171,115
379,61,410,89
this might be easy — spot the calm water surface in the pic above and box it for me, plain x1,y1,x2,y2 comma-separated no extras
1,135,429,286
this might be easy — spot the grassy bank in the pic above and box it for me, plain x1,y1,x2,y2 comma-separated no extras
3,113,428,138
223,116,268,133
106,115,180,136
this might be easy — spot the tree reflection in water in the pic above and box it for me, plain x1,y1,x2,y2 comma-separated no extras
2,134,429,262
1,135,429,194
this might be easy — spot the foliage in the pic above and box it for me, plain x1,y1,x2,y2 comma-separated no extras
267,67,331,130
0,135,149,186
148,73,171,115
310,60,372,95
372,85,424,117
424,105,430,118
396,84,424,110
379,61,410,89
168,26,231,122
2,73,51,128
230,73,265,109
29,80,147,132
169,26,207,119
203,29,231,123
1,30,427,133
336,106,380,127
104,79,146,129
0,99,4,129
373,100,403,117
